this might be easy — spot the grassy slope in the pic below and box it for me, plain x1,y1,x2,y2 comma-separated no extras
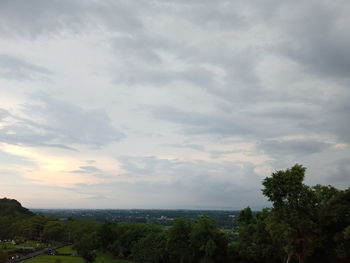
25,255,83,263
56,245,76,254
25,245,133,263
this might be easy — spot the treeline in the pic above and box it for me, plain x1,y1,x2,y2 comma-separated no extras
1,164,350,263
95,216,232,263
76,165,350,263
0,207,68,242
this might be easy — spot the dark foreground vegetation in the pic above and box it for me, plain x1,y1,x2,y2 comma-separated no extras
0,164,349,263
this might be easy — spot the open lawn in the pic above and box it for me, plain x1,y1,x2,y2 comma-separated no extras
25,254,133,263
96,253,134,263
56,245,75,255
24,246,134,263
25,255,84,263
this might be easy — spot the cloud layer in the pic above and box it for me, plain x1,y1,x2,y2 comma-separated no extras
0,0,349,209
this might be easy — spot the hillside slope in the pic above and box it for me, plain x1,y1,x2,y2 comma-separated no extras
0,198,34,217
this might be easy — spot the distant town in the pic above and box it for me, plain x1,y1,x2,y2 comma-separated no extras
31,209,239,229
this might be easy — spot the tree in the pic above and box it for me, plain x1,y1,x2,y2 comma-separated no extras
132,230,167,263
43,220,66,242
190,216,227,263
116,223,155,257
233,208,283,263
0,216,12,239
0,249,7,263
262,164,317,263
68,219,99,243
0,198,34,217
167,219,192,263
97,223,115,252
237,206,254,226
74,233,97,263
21,214,48,240
344,226,350,239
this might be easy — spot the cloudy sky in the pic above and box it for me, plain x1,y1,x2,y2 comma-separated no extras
0,0,349,209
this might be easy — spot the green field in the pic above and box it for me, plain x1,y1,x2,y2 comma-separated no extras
95,253,134,263
24,246,133,263
25,255,83,263
1,241,48,253
56,245,76,255
25,254,133,263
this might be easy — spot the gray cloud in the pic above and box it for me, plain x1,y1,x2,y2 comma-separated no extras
270,1,350,80
150,95,350,149
149,105,303,139
209,150,243,159
1,0,349,209
328,158,350,184
0,109,10,121
0,149,35,166
259,139,331,157
0,54,52,80
113,61,215,89
180,1,247,30
71,166,102,174
0,0,143,38
0,93,124,149
236,1,350,81
72,156,266,209
70,165,114,180
86,195,107,200
161,143,205,152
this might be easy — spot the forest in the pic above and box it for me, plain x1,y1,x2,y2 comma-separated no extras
0,164,349,263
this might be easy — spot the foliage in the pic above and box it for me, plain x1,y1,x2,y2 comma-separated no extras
0,198,33,217
74,232,98,263
166,218,192,263
0,249,7,263
132,230,167,263
237,206,254,226
43,220,66,242
189,215,227,263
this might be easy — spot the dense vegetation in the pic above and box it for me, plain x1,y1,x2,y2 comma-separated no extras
0,164,349,263
0,198,33,218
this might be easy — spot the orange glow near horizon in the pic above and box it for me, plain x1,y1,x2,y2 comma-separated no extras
1,143,124,188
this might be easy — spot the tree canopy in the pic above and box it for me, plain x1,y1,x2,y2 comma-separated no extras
1,164,349,263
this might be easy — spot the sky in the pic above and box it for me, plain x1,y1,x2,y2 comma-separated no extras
0,0,349,210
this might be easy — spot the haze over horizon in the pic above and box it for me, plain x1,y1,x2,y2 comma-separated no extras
1,0,350,210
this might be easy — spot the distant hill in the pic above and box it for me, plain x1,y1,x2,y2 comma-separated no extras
0,198,34,217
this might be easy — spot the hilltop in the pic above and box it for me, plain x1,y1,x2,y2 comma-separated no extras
0,197,34,217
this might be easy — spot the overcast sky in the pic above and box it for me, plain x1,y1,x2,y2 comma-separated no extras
0,0,349,209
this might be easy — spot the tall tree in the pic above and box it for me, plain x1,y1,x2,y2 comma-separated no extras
237,206,254,226
74,232,97,263
234,208,283,263
132,230,167,263
262,164,317,263
43,220,66,242
189,215,227,263
167,219,192,263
